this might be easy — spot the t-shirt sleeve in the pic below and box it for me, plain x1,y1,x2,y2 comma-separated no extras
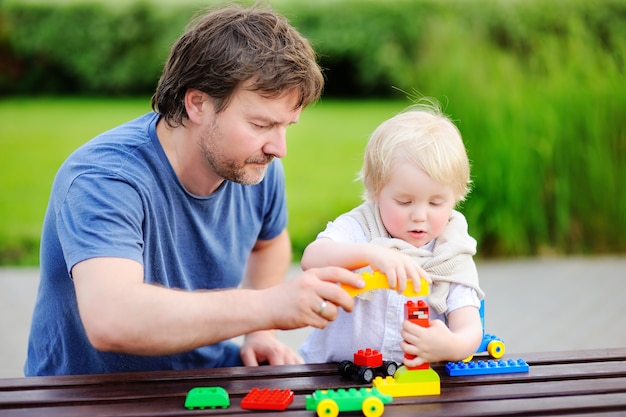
257,160,288,241
446,283,481,314
57,173,145,273
316,214,368,243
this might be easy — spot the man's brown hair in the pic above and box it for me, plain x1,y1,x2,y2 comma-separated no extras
151,3,324,127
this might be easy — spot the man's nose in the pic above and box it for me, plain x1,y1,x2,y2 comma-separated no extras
263,127,287,158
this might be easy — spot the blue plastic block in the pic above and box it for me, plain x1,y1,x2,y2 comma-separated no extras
445,358,529,376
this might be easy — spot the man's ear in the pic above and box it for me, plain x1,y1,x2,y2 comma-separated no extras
184,89,211,124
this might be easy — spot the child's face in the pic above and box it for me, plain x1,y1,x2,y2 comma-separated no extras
376,161,456,247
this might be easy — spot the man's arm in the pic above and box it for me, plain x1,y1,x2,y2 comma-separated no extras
73,257,276,355
72,251,363,356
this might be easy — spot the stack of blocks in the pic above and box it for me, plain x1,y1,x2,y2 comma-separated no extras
373,300,441,397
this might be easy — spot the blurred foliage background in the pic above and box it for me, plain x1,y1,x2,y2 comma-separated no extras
0,0,624,265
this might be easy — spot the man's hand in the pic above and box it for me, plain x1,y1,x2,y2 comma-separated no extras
72,258,364,357
239,330,303,366
263,266,365,331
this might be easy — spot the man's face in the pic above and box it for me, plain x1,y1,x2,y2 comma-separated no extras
198,87,302,185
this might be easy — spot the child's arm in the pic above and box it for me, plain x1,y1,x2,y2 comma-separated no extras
400,305,482,365
301,238,429,293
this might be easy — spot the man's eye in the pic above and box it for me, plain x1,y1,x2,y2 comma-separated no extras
252,122,268,129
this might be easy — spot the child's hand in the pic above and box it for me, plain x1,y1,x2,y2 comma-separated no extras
400,319,453,366
367,246,431,293
401,305,483,366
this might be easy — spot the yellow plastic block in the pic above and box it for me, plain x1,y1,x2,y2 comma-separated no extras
373,367,440,397
341,271,430,298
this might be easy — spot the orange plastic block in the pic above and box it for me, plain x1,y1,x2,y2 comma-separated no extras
240,388,294,411
354,348,383,367
341,271,430,298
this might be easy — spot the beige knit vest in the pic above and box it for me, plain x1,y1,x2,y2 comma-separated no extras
347,200,484,314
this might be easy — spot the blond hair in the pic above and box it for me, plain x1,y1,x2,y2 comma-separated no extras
359,101,471,202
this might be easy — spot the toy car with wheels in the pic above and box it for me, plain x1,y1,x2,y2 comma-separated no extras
338,348,398,384
305,387,392,417
338,359,398,384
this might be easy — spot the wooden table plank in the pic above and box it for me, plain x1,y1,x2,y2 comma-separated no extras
512,348,626,364
440,360,626,386
3,376,626,415
3,362,625,409
1,349,626,416
388,393,626,417
4,391,626,417
0,363,338,390
3,347,624,391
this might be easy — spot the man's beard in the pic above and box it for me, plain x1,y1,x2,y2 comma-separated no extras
198,121,274,185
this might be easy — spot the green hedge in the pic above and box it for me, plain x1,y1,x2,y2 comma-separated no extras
0,2,195,94
3,0,623,97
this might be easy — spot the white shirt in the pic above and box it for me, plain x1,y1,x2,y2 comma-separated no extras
299,214,480,364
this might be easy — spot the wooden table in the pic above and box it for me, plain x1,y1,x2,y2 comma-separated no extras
1,348,625,416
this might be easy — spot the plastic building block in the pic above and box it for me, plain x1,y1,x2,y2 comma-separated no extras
339,348,398,384
478,334,506,358
184,386,230,410
373,366,440,397
405,300,430,327
404,300,430,371
372,300,440,398
341,271,430,298
445,358,529,376
305,387,392,417
240,387,294,411
354,348,383,367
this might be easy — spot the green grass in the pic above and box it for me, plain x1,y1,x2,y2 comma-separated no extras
284,100,408,257
0,98,152,264
0,98,406,264
1,93,625,265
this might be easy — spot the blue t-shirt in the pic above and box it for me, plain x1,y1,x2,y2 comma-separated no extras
25,112,287,376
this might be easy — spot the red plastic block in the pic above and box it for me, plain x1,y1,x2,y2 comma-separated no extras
405,300,430,327
354,348,383,367
404,300,430,370
240,387,294,411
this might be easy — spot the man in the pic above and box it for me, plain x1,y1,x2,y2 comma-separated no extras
25,3,363,376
